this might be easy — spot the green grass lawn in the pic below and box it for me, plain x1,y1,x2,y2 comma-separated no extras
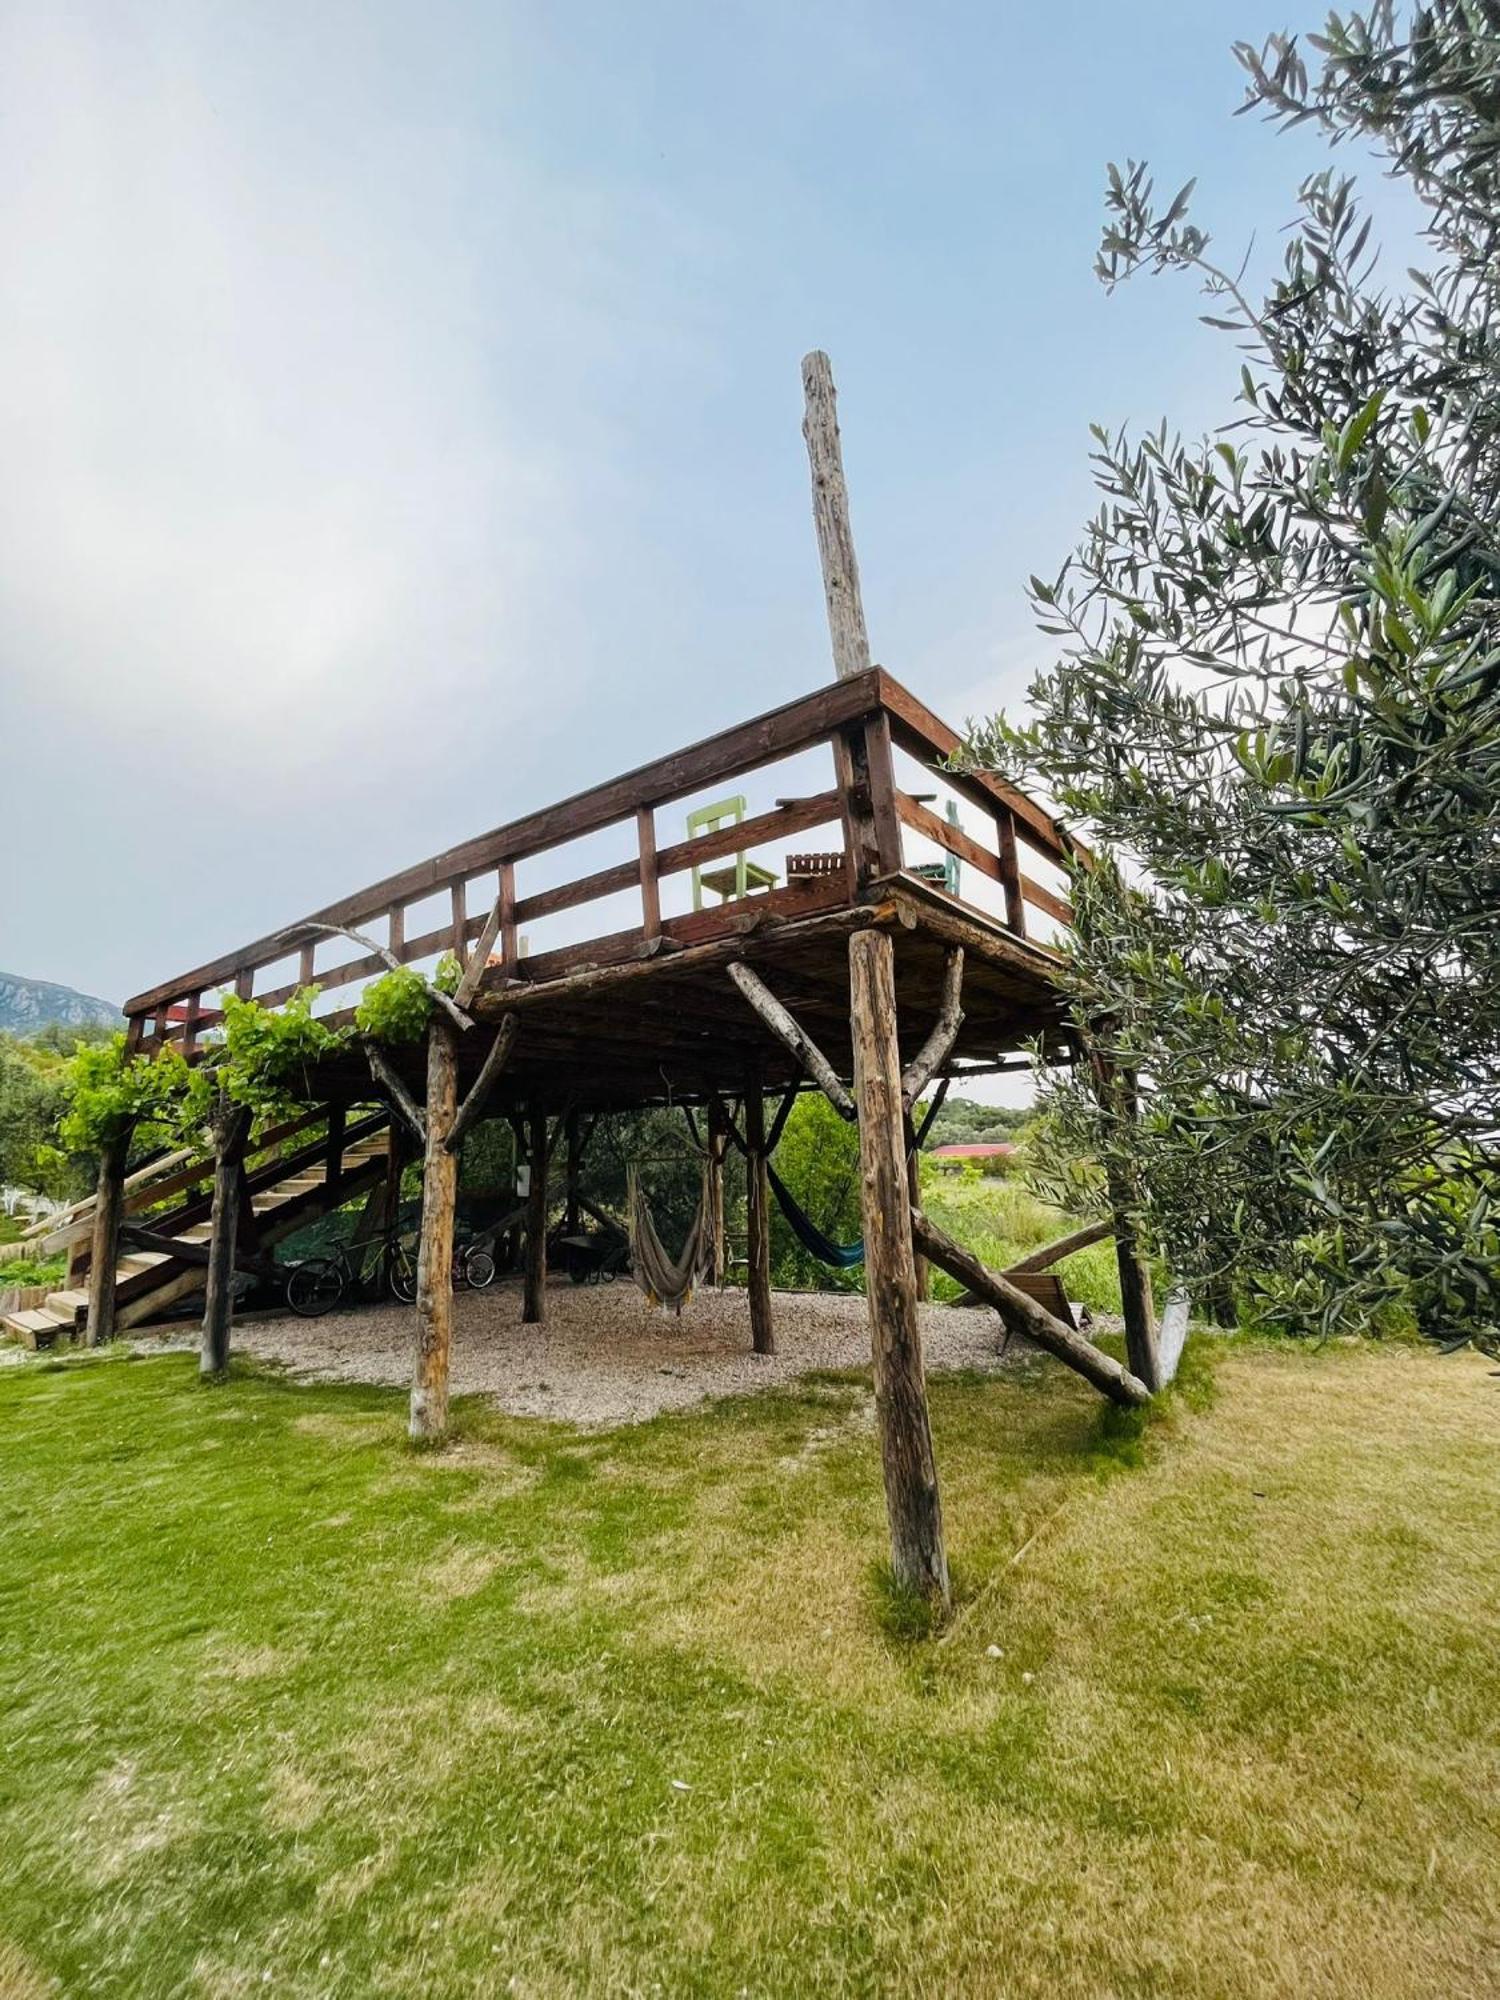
1,1337,1496,1997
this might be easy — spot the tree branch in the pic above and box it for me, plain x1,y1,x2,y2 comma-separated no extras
901,949,965,1107
727,961,855,1119
445,1014,520,1156
362,1039,427,1146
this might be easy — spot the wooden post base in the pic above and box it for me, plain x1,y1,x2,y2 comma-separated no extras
523,1106,549,1325
744,1079,775,1355
83,1126,130,1349
411,1016,459,1439
849,929,949,1610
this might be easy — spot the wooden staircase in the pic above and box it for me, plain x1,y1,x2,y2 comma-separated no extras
2,1111,392,1350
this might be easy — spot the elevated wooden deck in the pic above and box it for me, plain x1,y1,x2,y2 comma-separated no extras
124,668,1084,1110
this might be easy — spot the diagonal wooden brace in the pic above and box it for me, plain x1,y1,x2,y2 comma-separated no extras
900,948,964,1109
727,961,855,1120
446,1014,520,1156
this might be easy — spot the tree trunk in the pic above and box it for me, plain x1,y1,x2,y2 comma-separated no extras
83,1126,131,1348
411,1017,459,1440
744,1080,775,1354
523,1105,549,1324
200,1101,251,1378
1089,1049,1162,1393
849,929,950,1610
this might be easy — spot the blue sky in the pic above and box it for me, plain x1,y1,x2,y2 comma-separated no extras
3,0,1374,1005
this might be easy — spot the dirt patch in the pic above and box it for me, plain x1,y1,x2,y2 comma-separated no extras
135,1281,1022,1427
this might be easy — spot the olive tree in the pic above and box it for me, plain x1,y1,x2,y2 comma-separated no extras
967,3,1500,1349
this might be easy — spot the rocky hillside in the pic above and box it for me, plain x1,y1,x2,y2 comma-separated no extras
0,972,119,1036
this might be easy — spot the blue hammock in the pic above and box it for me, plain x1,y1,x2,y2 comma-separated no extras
766,1163,864,1269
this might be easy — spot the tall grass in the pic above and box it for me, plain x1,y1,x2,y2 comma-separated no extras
920,1166,1124,1312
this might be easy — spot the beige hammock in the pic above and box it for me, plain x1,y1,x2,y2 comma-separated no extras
627,1164,714,1314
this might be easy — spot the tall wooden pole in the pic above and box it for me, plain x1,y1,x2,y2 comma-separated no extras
523,1106,549,1325
802,351,872,683
411,1017,460,1439
743,1076,775,1355
200,1098,252,1379
82,1125,131,1348
849,929,950,1609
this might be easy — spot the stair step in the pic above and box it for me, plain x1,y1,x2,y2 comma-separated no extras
119,1253,170,1275
45,1288,89,1317
3,1307,72,1349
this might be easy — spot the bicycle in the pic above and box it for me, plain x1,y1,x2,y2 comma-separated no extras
286,1230,497,1318
378,1233,497,1307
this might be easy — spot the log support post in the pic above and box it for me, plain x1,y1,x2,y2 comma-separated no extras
325,1102,346,1193
706,1097,728,1285
849,929,950,1610
564,1111,582,1236
200,1098,252,1379
83,1125,131,1348
743,1077,775,1354
523,1106,549,1324
411,1017,460,1439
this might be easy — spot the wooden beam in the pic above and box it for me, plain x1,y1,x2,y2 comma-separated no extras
1005,1218,1113,1275
453,887,505,1012
900,948,964,1107
411,1017,460,1440
895,793,1003,886
995,811,1026,935
802,350,871,682
727,961,855,1118
911,1208,1150,1408
124,673,887,1017
849,928,949,1609
637,804,661,940
446,1014,520,1157
363,1040,427,1147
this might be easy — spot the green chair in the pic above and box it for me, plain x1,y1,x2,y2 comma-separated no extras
687,794,780,910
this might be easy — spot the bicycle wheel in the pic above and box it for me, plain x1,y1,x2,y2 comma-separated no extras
466,1247,497,1290
285,1258,345,1318
388,1245,418,1304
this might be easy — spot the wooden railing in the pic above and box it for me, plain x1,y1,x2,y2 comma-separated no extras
124,669,1083,1055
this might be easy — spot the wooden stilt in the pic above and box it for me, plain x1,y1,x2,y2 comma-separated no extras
523,1105,549,1324
743,1077,775,1354
325,1102,346,1193
411,1017,459,1440
564,1110,582,1236
849,929,950,1609
200,1097,252,1378
707,1097,727,1285
83,1126,131,1348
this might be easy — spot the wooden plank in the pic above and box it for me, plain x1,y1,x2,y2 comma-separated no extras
1021,877,1075,927
873,669,1088,866
449,881,467,959
895,793,1003,884
499,860,518,967
801,350,871,681
636,805,661,940
863,712,904,876
124,674,886,1016
832,725,880,893
995,810,1026,934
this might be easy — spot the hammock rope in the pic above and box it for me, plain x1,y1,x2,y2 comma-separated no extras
627,1163,714,1313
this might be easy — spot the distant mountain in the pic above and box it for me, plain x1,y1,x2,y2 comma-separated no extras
0,971,120,1036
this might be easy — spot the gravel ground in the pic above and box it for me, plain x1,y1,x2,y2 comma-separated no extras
133,1279,1030,1426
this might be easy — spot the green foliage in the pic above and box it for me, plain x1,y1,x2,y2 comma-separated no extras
433,952,463,996
921,1094,1034,1150
965,4,1500,1352
354,966,434,1046
58,1034,186,1155
767,1094,864,1292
